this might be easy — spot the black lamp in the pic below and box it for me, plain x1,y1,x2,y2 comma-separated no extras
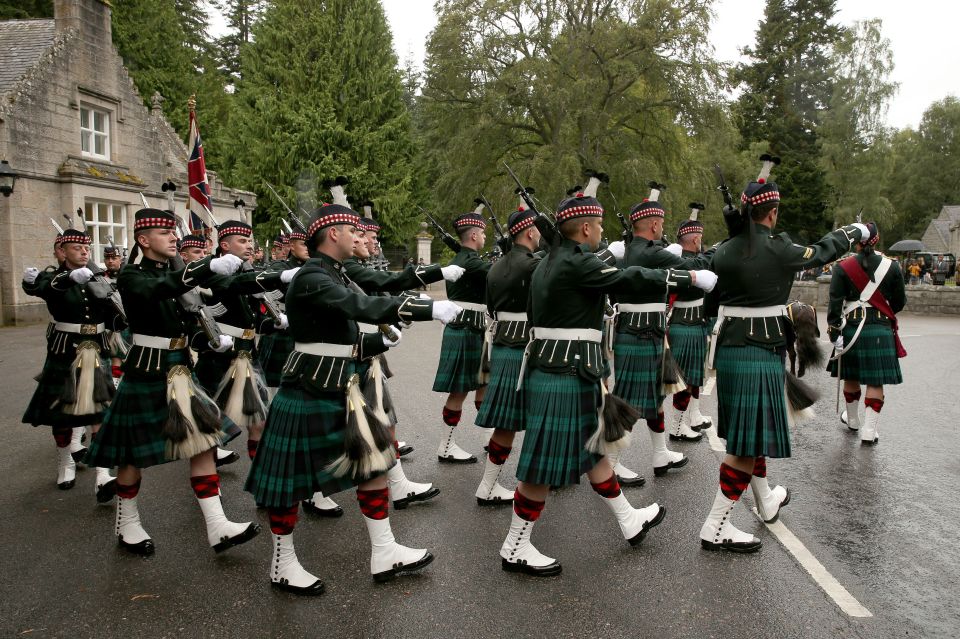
0,160,17,197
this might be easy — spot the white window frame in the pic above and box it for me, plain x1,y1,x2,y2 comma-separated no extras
80,105,111,160
83,200,128,264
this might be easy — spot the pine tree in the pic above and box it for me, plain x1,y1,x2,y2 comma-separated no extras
211,0,266,87
0,0,51,19
733,0,842,241
225,0,419,243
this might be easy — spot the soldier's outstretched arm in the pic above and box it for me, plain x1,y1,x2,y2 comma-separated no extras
778,224,867,272
290,271,434,326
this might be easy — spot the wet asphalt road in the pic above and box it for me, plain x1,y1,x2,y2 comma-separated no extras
1,312,958,639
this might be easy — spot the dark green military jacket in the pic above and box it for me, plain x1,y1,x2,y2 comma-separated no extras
708,223,858,349
670,249,709,326
827,252,906,333
343,257,443,295
485,244,543,347
445,248,491,304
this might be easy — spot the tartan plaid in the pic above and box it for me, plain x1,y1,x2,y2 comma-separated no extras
668,323,708,387
22,353,108,427
86,350,241,469
826,323,902,386
715,345,791,459
613,332,663,420
515,369,603,486
475,345,526,431
245,385,379,508
432,325,485,393
257,332,294,387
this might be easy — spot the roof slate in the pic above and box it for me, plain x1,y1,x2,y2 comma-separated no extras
0,19,56,98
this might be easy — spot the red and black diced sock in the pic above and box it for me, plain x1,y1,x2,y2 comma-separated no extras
646,414,665,433
111,364,122,378
393,440,401,460
719,463,751,501
672,390,691,412
442,406,462,427
843,389,862,404
865,397,884,413
268,504,299,535
513,490,545,522
590,473,622,499
690,386,700,399
117,479,141,500
190,473,220,499
752,456,767,479
247,439,259,460
52,427,72,448
357,487,390,520
487,439,511,465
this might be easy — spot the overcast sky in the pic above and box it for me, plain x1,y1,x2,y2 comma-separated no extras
379,0,958,131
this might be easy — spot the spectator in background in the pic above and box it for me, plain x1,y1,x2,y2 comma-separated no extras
907,259,921,285
918,256,927,281
932,254,948,286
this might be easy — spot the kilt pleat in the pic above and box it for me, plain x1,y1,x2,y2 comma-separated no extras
22,354,108,427
826,323,902,386
715,345,791,459
432,326,485,393
475,345,526,431
85,373,241,469
613,332,663,420
668,323,708,387
515,369,602,486
244,386,373,508
257,332,294,387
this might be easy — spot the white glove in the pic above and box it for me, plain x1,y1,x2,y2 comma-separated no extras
692,269,718,292
210,335,234,353
280,267,300,284
22,267,40,284
273,313,289,330
606,240,626,260
851,223,870,241
418,293,431,300
210,254,243,275
69,267,94,284
382,327,402,347
834,335,844,351
664,243,683,257
432,300,463,324
441,265,466,282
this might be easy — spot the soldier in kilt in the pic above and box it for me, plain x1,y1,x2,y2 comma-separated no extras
668,210,715,441
699,165,869,553
826,222,906,445
185,220,290,466
244,203,463,594
21,228,123,501
86,209,260,557
343,213,465,511
433,207,492,463
499,192,713,576
611,186,714,482
474,207,543,505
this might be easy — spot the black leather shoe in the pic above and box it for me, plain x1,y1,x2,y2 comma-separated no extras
700,538,762,553
501,557,562,577
627,505,666,546
119,537,155,556
302,500,344,518
373,551,434,583
616,474,646,487
397,444,414,458
669,432,704,442
393,487,440,510
271,578,325,596
71,447,88,465
57,479,75,490
653,456,689,477
215,450,241,467
690,418,712,431
213,522,261,553
96,478,117,504
438,454,478,464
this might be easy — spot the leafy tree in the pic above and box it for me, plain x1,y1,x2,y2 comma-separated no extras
224,0,420,243
0,0,51,19
211,0,266,87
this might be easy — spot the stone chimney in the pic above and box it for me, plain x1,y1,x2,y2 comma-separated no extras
54,0,112,48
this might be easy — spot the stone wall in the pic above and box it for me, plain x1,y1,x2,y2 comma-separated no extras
790,280,960,315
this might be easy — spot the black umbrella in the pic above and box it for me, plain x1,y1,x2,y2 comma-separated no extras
888,239,925,252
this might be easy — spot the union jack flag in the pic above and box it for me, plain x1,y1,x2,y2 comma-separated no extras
187,109,213,232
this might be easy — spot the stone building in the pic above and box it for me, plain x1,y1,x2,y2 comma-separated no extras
920,205,960,256
0,0,254,325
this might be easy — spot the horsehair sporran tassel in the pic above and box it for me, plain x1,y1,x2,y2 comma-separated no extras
586,382,636,455
165,364,221,460
362,357,389,427
661,336,688,395
327,374,395,479
216,352,263,428
785,371,818,426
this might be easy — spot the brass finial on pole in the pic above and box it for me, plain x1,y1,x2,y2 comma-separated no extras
187,94,197,113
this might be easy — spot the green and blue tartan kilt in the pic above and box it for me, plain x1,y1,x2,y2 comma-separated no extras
85,351,241,469
613,332,663,420
432,325,485,393
826,323,902,386
475,345,526,431
245,385,380,508
668,323,708,387
22,353,108,427
715,345,791,459
257,332,294,387
515,369,603,486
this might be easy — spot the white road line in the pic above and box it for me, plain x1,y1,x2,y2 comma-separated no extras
701,376,716,396
752,509,873,618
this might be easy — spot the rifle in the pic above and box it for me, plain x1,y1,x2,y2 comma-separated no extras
713,163,735,210
478,195,512,253
420,207,461,252
264,181,308,233
713,164,745,237
503,162,558,244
